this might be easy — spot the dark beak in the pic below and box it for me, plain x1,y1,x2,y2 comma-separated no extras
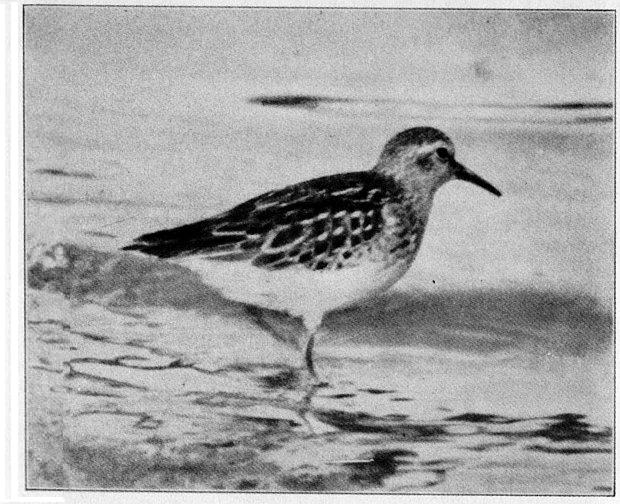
452,160,501,197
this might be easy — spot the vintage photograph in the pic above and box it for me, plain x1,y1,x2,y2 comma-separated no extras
24,5,613,495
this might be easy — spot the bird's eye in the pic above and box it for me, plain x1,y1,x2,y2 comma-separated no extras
436,147,450,160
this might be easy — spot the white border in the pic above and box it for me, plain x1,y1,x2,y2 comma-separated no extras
2,1,617,503
6,0,620,8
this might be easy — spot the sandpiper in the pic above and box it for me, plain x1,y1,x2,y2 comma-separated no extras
123,127,501,378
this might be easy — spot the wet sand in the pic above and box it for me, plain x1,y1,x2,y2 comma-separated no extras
26,243,613,493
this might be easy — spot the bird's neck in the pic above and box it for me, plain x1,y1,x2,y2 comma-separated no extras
373,164,437,226
402,189,434,231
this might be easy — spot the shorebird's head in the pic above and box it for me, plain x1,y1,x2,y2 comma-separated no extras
376,127,501,198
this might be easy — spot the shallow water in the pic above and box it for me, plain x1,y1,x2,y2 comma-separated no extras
24,7,613,494
26,242,612,493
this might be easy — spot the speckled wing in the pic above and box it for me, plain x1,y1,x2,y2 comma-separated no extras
122,171,405,271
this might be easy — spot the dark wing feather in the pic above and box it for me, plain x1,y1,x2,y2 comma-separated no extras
122,171,404,269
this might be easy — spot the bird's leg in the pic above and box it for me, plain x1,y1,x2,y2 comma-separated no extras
304,332,317,379
245,305,305,352
296,379,325,434
302,312,325,383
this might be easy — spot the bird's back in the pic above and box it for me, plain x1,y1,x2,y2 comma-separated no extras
123,170,427,319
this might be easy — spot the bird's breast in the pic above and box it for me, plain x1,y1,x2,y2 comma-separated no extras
370,201,427,267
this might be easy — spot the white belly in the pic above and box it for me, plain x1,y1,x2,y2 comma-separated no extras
175,256,412,329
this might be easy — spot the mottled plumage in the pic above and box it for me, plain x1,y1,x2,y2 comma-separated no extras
123,171,423,271
123,127,501,379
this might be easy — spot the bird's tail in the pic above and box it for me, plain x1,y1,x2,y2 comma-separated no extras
121,219,241,258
